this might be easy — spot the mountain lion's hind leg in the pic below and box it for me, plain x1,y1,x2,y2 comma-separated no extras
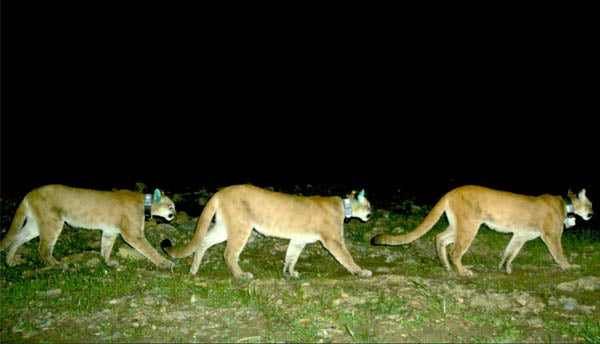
499,233,533,274
37,218,65,266
190,223,227,275
449,220,480,277
435,225,456,271
6,221,40,266
283,240,307,279
223,223,254,280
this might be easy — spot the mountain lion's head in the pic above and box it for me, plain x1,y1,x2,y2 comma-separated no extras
347,189,372,222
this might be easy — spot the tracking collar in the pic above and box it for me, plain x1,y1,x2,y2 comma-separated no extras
343,198,352,218
563,195,575,228
144,194,152,220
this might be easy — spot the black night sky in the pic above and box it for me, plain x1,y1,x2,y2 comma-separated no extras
1,4,598,215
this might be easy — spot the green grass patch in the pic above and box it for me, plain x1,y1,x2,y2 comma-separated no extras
1,191,599,343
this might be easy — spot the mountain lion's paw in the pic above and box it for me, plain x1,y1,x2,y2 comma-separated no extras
107,259,120,267
159,260,175,269
357,269,372,278
237,272,254,280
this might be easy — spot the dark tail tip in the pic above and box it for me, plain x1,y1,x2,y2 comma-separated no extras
370,235,380,246
160,239,172,250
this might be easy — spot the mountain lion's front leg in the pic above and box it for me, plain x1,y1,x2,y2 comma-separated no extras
101,232,120,267
321,237,371,278
540,229,580,270
120,230,175,269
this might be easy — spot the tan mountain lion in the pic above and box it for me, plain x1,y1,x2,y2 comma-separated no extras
371,185,593,277
0,184,177,269
161,184,373,280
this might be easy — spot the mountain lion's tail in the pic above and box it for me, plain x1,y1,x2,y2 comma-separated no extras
0,199,29,250
371,195,448,246
161,196,219,259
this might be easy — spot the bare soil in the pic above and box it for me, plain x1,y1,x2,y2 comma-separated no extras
1,190,599,343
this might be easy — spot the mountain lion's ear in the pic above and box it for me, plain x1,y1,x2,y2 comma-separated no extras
153,189,162,202
578,189,586,199
358,189,365,200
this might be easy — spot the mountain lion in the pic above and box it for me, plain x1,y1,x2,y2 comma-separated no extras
161,184,373,280
0,184,177,269
371,185,593,277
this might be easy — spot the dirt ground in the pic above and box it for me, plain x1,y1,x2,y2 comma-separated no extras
1,188,599,343
2,213,599,343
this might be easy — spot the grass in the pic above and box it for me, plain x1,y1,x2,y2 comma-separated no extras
1,190,599,343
